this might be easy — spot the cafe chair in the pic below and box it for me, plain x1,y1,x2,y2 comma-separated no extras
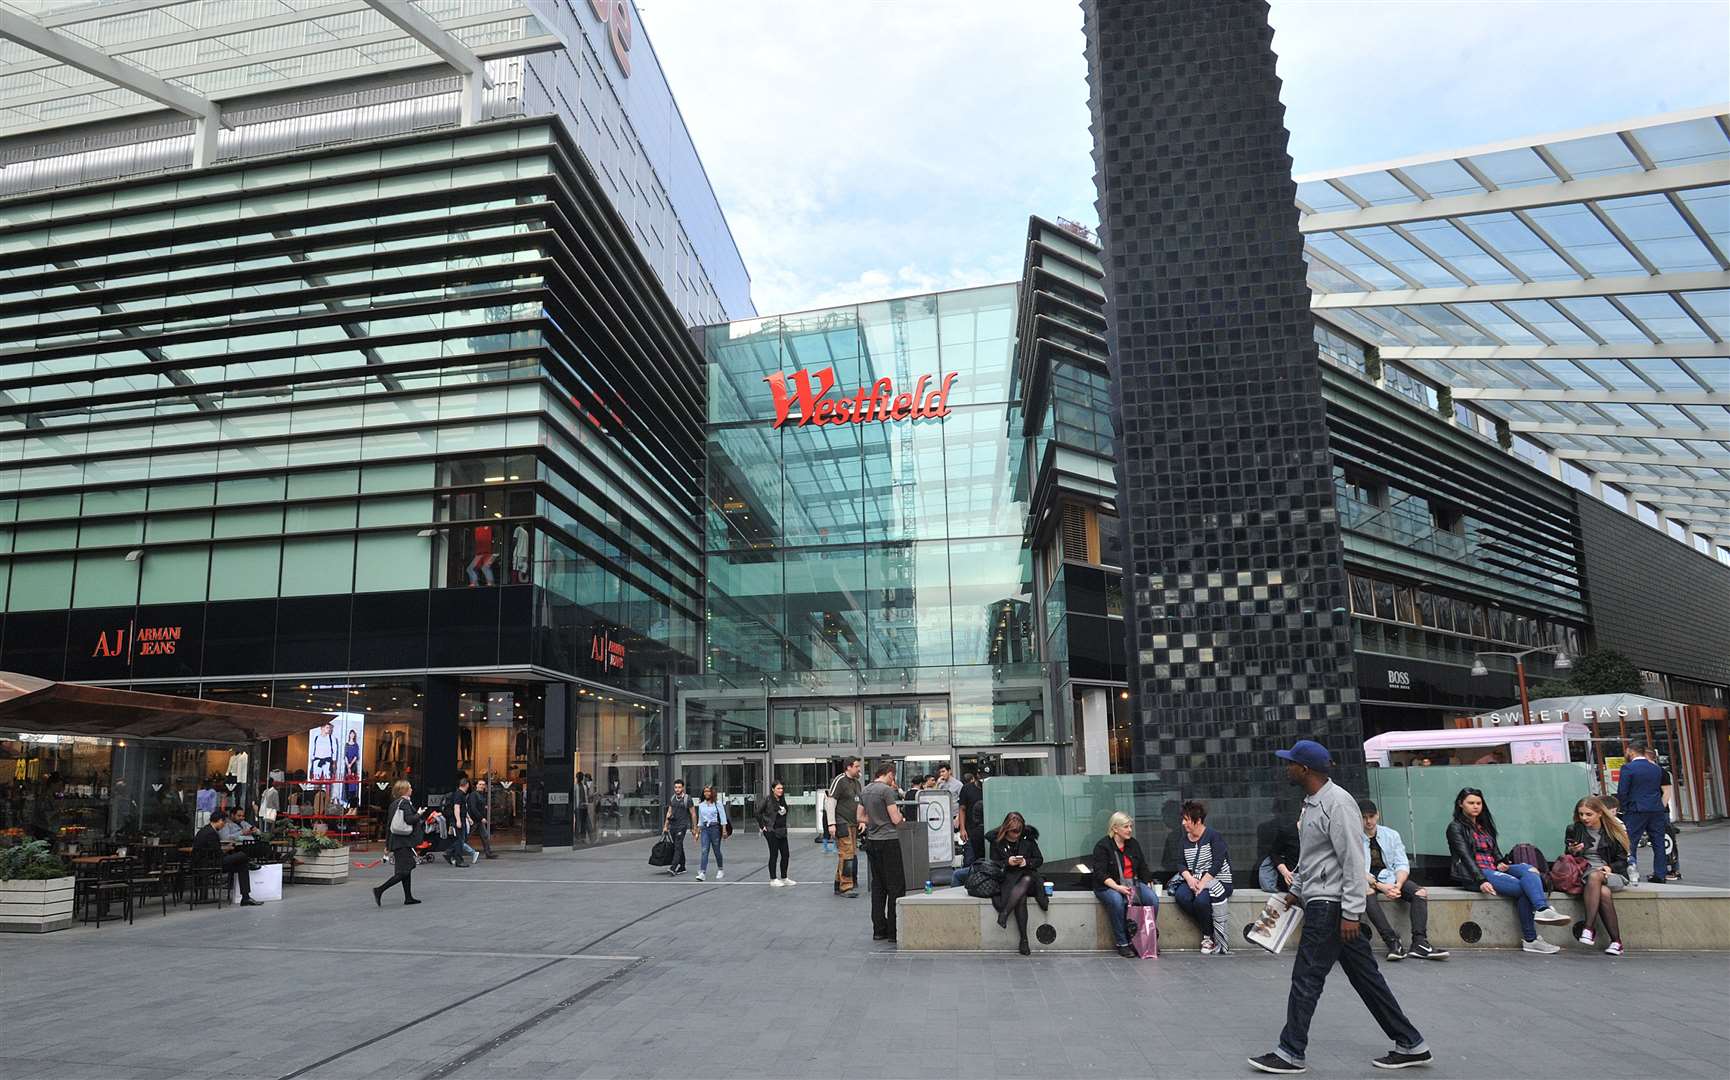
82,858,135,928
184,850,229,911
128,848,172,918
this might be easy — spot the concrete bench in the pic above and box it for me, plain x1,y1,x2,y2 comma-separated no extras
897,882,1730,952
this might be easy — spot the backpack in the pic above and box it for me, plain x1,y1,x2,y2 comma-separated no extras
1506,843,1551,890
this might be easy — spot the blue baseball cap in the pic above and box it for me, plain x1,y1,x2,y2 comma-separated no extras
1276,739,1333,770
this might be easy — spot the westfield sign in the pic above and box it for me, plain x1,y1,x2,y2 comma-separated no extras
764,366,957,429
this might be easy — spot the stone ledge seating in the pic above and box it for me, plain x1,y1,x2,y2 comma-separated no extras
897,882,1730,952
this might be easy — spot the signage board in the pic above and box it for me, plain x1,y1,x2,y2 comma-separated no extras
590,629,626,672
586,0,632,76
765,366,957,429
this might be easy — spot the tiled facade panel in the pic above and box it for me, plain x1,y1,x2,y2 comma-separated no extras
1576,496,1730,686
1083,0,1364,804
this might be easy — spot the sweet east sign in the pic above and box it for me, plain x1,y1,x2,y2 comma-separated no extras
764,366,957,429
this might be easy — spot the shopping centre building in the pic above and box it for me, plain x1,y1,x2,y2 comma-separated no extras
0,4,1726,850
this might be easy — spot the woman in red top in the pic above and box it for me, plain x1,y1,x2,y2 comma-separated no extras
1091,811,1160,959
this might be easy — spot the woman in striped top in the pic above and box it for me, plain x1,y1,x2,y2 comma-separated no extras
1171,799,1234,955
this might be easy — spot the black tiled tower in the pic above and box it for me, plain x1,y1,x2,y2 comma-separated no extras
1082,0,1364,826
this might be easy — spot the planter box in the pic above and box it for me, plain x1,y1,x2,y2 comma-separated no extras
0,876,75,933
294,847,350,884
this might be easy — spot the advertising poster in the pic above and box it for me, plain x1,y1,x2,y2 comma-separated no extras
308,712,365,807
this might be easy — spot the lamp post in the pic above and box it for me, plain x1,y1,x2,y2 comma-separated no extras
1470,645,1573,727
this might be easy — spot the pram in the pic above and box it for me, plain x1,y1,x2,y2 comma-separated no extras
415,808,453,865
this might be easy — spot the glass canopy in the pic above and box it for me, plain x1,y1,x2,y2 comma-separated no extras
0,0,559,136
1300,106,1730,545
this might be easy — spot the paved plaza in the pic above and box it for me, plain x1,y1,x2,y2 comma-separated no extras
3,828,1728,1080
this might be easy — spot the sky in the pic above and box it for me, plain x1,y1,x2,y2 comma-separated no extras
641,0,1730,319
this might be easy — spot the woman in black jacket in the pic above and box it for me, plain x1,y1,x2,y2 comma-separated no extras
990,812,1047,956
1445,788,1569,953
1091,811,1160,958
373,780,422,907
1564,796,1629,954
758,780,794,887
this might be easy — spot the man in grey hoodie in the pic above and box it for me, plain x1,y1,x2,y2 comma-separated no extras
1249,740,1431,1075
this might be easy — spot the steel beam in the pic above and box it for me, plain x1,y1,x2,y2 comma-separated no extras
1596,473,1730,493
1309,269,1730,309
361,0,493,126
1300,160,1729,234
0,8,214,121
1453,387,1730,406
1380,344,1730,362
1554,449,1730,470
1508,420,1720,441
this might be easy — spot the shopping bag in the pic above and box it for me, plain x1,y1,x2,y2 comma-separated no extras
1130,900,1158,958
648,834,675,867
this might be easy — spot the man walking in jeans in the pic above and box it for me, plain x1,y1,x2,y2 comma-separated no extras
859,761,906,941
825,757,864,898
1250,740,1431,1074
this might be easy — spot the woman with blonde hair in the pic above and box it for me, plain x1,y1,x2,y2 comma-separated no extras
1090,810,1160,958
1565,796,1630,954
374,780,423,907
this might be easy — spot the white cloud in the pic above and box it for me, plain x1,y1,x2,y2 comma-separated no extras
640,0,1728,317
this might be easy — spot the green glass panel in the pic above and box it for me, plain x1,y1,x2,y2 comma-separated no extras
209,541,280,600
7,555,73,611
72,552,139,607
280,536,354,597
355,533,431,592
140,547,210,604
1366,764,1593,859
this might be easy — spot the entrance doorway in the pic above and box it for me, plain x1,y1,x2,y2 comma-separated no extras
456,686,542,849
676,756,763,833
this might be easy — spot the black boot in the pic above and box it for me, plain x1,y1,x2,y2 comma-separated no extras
402,876,421,905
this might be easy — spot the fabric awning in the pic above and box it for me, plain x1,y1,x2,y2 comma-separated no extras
0,671,333,744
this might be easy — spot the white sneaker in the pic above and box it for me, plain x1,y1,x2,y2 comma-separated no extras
1579,928,1596,946
1522,937,1561,954
783,877,796,886
694,871,705,882
770,878,784,887
1533,907,1570,925
1604,942,1624,956
1200,937,1218,955
715,870,724,880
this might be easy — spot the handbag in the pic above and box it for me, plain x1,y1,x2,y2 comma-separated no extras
965,858,1004,899
1549,852,1589,895
649,833,675,867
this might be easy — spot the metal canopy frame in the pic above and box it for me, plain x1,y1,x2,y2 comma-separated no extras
1300,105,1730,552
0,0,560,140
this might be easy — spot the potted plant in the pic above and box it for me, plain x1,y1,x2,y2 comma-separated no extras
0,840,75,933
289,828,350,884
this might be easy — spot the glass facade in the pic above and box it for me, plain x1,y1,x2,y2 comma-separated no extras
692,284,1055,785
0,117,711,850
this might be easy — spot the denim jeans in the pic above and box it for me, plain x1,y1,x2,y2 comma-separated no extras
1257,856,1280,893
1171,880,1229,942
1276,900,1427,1066
1482,862,1546,940
699,823,724,872
1094,883,1160,946
449,827,477,863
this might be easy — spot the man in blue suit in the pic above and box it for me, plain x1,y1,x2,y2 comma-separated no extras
1617,740,1668,883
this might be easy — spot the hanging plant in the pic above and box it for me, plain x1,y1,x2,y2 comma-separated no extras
1494,416,1512,450
1363,344,1382,382
1436,385,1454,418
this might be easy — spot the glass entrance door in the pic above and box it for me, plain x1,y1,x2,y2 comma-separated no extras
457,686,543,849
676,757,763,833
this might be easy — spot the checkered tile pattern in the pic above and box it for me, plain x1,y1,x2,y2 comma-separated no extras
1082,0,1365,811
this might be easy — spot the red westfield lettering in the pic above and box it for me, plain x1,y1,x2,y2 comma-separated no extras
764,366,958,429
